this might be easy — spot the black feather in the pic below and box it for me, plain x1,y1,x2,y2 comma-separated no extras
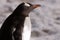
0,2,33,40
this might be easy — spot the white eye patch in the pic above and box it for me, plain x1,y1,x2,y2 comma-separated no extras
24,3,30,7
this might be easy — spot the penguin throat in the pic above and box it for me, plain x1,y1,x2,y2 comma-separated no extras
22,17,32,40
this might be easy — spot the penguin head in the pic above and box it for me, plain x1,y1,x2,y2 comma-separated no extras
15,2,41,17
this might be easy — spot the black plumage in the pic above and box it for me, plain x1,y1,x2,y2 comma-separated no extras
0,2,40,40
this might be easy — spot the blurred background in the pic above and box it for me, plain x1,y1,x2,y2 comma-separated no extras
0,0,60,40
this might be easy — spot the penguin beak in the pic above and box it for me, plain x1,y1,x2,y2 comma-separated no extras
32,4,41,8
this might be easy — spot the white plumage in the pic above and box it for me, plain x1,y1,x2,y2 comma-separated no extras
22,17,31,40
24,3,30,7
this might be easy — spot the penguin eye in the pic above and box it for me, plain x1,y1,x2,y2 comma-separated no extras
24,3,30,7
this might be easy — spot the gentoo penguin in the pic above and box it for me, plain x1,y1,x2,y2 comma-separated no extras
0,2,41,40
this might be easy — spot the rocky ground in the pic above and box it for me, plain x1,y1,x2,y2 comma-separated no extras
0,0,60,40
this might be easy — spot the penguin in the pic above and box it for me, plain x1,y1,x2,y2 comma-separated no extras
0,2,41,40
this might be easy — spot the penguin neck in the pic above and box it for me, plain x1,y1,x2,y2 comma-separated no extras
22,17,32,40
18,16,26,27
12,11,29,27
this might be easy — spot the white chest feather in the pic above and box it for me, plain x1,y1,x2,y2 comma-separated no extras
22,17,31,40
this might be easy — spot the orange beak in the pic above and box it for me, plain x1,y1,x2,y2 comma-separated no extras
33,4,41,8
